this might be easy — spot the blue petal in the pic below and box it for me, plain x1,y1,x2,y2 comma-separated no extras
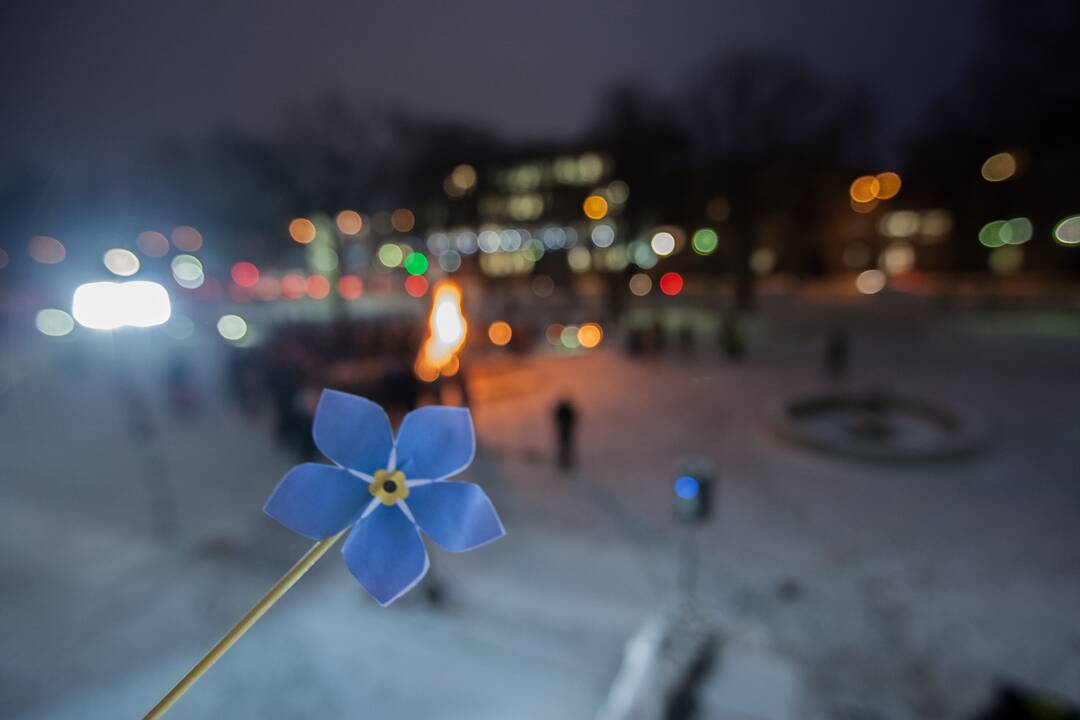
313,390,394,474
407,482,505,552
342,504,429,606
393,406,475,481
264,463,368,540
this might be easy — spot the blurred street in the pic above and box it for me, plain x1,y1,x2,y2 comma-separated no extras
3,294,1078,719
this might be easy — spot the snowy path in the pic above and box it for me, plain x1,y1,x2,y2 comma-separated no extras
2,298,1080,719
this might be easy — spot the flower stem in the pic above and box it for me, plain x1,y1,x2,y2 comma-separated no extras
143,527,349,719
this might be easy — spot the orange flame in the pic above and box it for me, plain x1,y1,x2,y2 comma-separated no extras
416,281,467,381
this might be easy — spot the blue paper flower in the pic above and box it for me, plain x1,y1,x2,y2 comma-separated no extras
264,390,505,605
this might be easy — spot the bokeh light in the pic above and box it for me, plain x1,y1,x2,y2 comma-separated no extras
881,243,915,275
488,321,512,346
136,231,169,257
378,243,404,267
855,269,886,294
103,248,140,277
560,325,580,349
438,251,462,272
979,220,1007,248
629,273,652,296
874,172,902,200
849,176,880,204
404,275,430,297
391,208,416,233
921,210,953,237
659,271,683,296
750,247,777,275
231,261,260,288
567,246,591,272
337,275,363,300
651,231,676,257
217,314,248,341
981,152,1017,182
336,210,363,235
281,274,306,299
171,255,205,289
583,194,609,220
880,211,920,238
171,226,203,252
607,180,630,205
980,218,1032,247
256,276,281,301
289,218,317,244
590,223,615,248
577,323,603,348
478,230,500,254
305,275,330,299
29,235,66,264
35,309,75,337
309,246,339,273
630,241,658,269
1053,215,1080,246
1002,218,1033,245
691,228,719,255
450,164,477,193
404,252,429,275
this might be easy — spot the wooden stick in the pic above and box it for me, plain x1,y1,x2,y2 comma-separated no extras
143,528,349,719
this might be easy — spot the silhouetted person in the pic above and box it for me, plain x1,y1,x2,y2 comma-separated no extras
165,356,199,419
651,319,667,355
678,324,695,355
553,397,578,471
825,328,850,380
720,310,745,362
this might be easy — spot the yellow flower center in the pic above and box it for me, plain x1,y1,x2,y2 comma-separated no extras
370,469,409,506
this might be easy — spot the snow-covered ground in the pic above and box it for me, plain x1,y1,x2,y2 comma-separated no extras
2,294,1079,719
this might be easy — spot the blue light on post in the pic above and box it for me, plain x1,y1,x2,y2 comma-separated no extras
673,475,700,500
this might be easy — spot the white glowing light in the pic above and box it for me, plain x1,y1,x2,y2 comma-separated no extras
171,254,205,289
650,232,676,256
36,308,75,336
416,283,468,377
433,297,465,345
103,248,140,277
855,269,886,295
72,281,172,330
591,223,615,248
217,314,248,341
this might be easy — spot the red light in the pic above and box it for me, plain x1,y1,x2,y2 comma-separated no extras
255,276,281,301
404,275,429,298
306,275,330,299
659,272,683,296
281,274,306,299
337,275,363,300
231,261,260,288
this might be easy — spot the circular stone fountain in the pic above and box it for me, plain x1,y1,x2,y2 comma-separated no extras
773,389,983,461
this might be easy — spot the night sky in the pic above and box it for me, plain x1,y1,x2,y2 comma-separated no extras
2,0,981,175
